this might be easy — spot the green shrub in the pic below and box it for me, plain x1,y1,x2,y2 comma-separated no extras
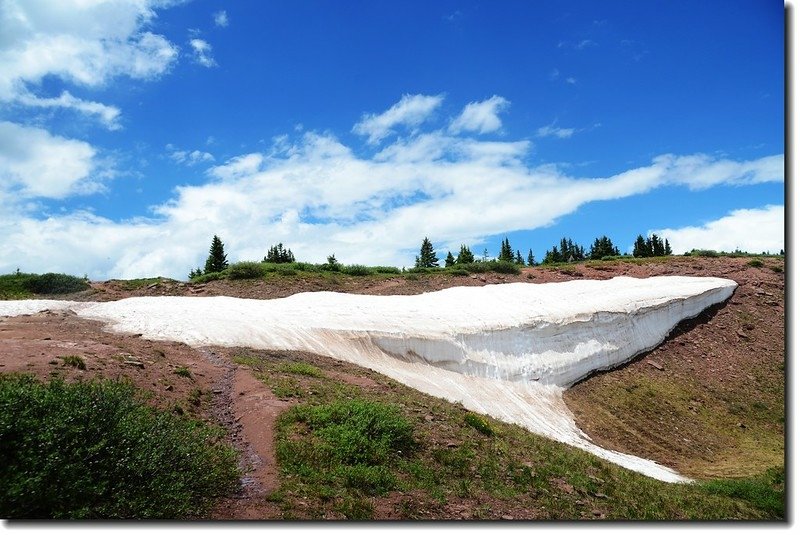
448,268,469,277
691,249,719,258
342,264,373,276
276,266,297,276
0,375,239,519
746,259,764,268
373,266,402,274
464,413,495,436
462,262,491,273
22,273,89,294
491,261,521,275
407,267,433,274
190,271,224,283
770,265,783,273
227,261,267,280
601,255,620,261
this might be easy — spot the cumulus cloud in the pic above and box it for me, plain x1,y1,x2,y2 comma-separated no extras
449,95,509,134
0,113,784,280
189,38,216,67
0,121,100,198
0,0,179,126
651,205,784,254
213,10,229,27
353,94,444,144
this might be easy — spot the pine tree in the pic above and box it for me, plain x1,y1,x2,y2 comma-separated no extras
498,237,514,262
456,244,475,264
415,237,439,268
204,235,228,274
527,249,536,266
514,250,524,265
633,234,649,258
651,234,665,257
482,248,489,262
445,251,455,267
664,239,673,256
265,243,295,263
589,236,619,260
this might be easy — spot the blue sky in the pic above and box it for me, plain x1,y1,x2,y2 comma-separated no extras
0,0,785,279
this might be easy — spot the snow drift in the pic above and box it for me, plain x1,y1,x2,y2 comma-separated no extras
0,276,736,482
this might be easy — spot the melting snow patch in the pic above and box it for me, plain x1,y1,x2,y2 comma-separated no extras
0,276,736,482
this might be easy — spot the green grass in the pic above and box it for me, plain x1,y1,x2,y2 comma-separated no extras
61,355,86,370
174,366,192,379
700,467,784,518
0,374,239,519
234,350,780,520
278,362,324,378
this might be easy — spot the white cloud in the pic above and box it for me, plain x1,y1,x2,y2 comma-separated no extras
448,95,509,134
0,121,100,198
353,94,444,144
651,205,784,254
536,123,576,139
213,10,229,27
16,90,122,130
0,0,179,125
0,120,783,281
189,38,216,67
169,149,215,166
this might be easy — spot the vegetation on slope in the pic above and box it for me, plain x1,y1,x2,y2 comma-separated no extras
0,272,89,299
0,374,239,519
233,351,782,520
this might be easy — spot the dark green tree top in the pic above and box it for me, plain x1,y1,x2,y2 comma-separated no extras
415,237,439,268
204,235,228,274
456,244,475,264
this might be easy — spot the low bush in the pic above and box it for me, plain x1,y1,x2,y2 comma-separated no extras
0,375,239,519
22,273,89,295
491,261,521,275
227,261,268,280
373,266,402,274
691,249,720,258
407,267,433,274
746,259,764,268
461,262,491,274
190,271,224,283
448,268,469,277
342,264,372,276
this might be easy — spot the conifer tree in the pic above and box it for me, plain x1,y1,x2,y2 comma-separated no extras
665,239,673,256
264,243,295,263
204,235,228,274
515,250,524,265
456,244,475,264
482,248,489,262
498,237,515,262
415,237,439,268
633,234,649,258
589,236,620,260
445,251,455,267
527,249,536,266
